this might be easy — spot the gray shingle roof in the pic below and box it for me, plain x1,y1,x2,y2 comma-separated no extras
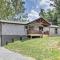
0,20,28,25
50,25,59,28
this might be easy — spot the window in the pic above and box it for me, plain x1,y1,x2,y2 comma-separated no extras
25,26,28,29
39,27,43,31
55,28,58,34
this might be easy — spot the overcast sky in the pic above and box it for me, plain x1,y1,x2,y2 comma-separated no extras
24,0,53,21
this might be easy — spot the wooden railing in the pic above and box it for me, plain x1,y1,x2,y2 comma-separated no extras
27,29,49,35
27,30,42,34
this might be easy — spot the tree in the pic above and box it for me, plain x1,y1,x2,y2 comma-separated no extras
46,9,54,22
39,9,45,18
53,13,58,25
39,8,58,25
50,0,60,14
50,0,60,25
11,0,25,20
11,0,25,14
0,0,25,20
39,9,53,21
0,0,15,20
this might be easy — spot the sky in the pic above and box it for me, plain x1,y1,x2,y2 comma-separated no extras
24,0,53,21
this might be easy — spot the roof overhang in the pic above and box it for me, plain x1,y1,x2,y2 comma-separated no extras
27,17,51,26
49,25,59,28
0,20,28,25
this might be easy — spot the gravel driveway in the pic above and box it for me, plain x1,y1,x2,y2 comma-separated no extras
0,47,35,60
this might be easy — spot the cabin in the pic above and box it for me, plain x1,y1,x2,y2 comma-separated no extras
0,18,60,46
0,20,27,46
49,25,60,36
27,18,50,38
27,18,60,37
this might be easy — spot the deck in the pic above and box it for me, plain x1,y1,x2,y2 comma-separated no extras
27,30,43,38
27,29,49,36
27,34,43,38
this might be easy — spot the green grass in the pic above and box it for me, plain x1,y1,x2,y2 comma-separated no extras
5,36,60,60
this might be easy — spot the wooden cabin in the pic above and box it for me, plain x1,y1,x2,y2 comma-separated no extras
27,18,50,38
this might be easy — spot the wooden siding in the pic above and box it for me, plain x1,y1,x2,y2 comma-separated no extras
27,18,50,35
28,18,50,26
2,23,27,35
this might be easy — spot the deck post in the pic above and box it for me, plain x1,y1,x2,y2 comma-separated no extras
49,26,50,36
31,36,32,39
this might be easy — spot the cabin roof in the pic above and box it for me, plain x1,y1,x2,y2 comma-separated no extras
28,17,51,25
0,20,28,25
0,18,50,25
50,25,59,28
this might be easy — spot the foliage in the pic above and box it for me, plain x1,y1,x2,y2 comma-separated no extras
11,0,25,14
5,37,60,60
50,0,60,25
0,0,13,19
53,13,58,25
50,0,60,14
39,9,45,18
39,8,58,25
46,9,54,22
46,9,58,25
0,0,25,20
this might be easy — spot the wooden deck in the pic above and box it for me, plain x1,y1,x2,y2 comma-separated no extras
27,34,43,38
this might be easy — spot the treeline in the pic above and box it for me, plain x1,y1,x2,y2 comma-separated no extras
39,0,60,25
0,0,25,20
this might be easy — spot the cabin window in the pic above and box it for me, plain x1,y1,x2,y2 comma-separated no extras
25,26,28,29
29,26,34,30
39,27,43,31
55,28,58,34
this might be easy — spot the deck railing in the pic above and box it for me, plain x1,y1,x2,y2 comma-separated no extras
27,29,42,34
27,29,49,35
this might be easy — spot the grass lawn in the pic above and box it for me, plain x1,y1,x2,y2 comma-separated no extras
5,36,60,60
